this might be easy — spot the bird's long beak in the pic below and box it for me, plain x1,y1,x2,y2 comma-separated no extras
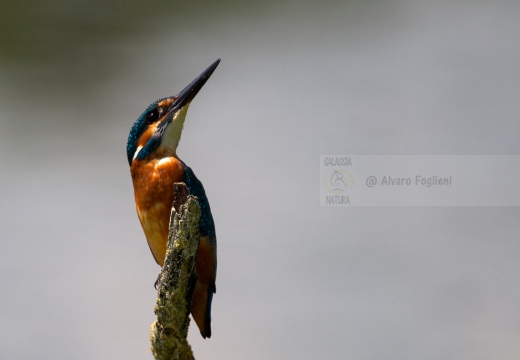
167,58,221,117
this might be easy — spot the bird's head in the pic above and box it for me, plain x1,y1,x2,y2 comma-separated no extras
126,59,220,165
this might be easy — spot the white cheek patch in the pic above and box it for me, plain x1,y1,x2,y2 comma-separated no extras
161,105,190,152
133,145,143,160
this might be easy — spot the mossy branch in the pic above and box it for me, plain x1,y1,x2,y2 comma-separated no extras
150,183,201,360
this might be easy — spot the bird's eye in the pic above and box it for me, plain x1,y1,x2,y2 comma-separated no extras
146,109,160,124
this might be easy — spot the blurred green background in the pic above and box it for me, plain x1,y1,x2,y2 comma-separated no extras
1,1,520,359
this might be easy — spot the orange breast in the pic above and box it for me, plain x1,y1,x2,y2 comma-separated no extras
131,156,185,265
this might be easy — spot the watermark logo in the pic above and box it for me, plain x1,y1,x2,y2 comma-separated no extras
320,156,353,206
320,155,520,206
323,169,353,194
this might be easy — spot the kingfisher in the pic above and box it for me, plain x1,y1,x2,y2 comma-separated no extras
126,59,220,339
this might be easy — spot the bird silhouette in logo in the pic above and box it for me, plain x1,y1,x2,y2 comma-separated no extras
328,170,349,193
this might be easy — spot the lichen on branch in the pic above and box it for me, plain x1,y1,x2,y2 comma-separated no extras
150,183,201,360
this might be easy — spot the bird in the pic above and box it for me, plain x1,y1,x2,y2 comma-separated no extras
126,59,220,339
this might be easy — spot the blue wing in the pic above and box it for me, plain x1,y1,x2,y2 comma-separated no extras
183,165,217,338
183,166,216,245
